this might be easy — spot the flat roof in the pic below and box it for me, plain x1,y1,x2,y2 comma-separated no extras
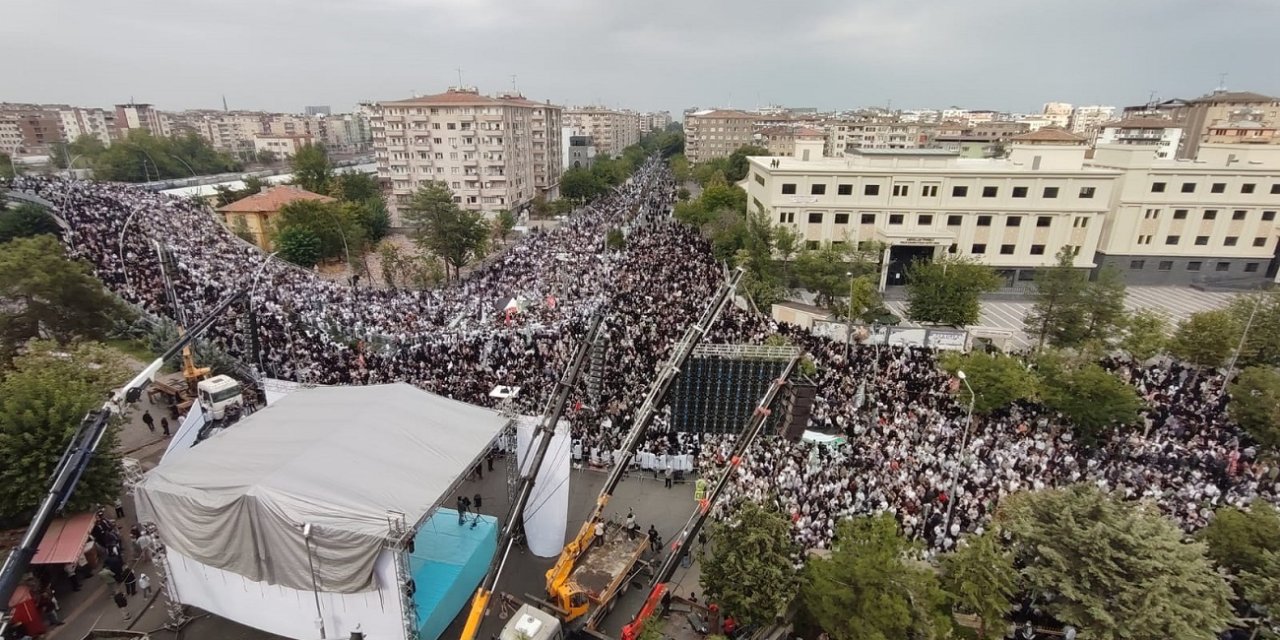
853,148,959,156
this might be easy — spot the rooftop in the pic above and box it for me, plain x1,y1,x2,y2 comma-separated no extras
216,185,335,213
1192,91,1277,104
690,109,755,119
380,88,555,109
1009,127,1088,144
1103,117,1184,129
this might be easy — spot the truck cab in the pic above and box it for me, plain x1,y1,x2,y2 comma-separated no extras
501,604,565,640
196,375,243,420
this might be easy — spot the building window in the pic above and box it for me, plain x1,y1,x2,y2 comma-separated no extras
1195,236,1209,245
947,214,963,226
977,215,992,226
1151,182,1166,193
861,213,876,224
1073,216,1089,228
1216,262,1230,272
1079,186,1096,198
892,184,909,197
1203,210,1217,220
1233,210,1247,220
1007,215,1022,227
922,185,939,197
889,214,904,225
1037,216,1052,227
1173,209,1188,219
918,214,933,225
865,184,880,196
782,183,796,194
1225,236,1238,246
1166,235,1180,245
1158,261,1173,271
838,184,853,195
835,213,850,224
1211,182,1226,193
1272,184,1280,194
952,185,968,197
1137,235,1152,245
805,241,819,249
1043,186,1059,198
1263,211,1276,221
971,243,987,254
1242,183,1256,194
1255,237,1268,247
1144,208,1160,219
778,211,794,223
1245,263,1260,273
808,212,824,223
948,243,958,254
1187,261,1202,271
1012,186,1028,198
1030,244,1046,255
982,186,998,197
1000,244,1015,255
1181,182,1196,193
754,173,765,186
811,184,826,195
1129,260,1146,270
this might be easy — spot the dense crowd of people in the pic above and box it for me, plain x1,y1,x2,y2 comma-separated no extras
9,163,1279,558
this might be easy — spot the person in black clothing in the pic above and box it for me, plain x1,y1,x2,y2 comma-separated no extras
142,411,155,433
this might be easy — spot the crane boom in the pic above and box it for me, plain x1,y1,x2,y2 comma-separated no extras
544,267,744,621
0,288,248,634
459,313,605,640
617,352,801,640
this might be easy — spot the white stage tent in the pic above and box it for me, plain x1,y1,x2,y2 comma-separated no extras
137,383,510,640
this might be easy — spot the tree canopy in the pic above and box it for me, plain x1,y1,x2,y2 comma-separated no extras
1025,248,1127,349
905,256,1002,326
291,143,333,194
402,181,488,281
940,530,1019,639
274,199,364,265
699,501,799,626
1036,359,1145,443
1228,366,1280,450
939,351,1036,415
0,203,61,243
1121,309,1169,361
89,130,241,182
1169,309,1240,368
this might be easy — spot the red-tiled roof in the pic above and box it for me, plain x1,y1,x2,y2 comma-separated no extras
1010,127,1087,143
381,90,501,106
694,109,755,119
217,185,335,213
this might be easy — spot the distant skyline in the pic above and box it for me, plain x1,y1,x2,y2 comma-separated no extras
3,0,1277,118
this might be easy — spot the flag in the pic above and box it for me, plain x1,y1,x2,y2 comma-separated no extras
853,382,866,409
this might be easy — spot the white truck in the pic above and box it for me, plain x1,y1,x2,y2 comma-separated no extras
196,374,244,420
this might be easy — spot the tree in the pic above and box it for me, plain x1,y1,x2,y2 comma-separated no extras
1080,265,1127,342
1169,309,1240,368
847,276,882,323
493,210,517,244
793,246,858,309
0,152,15,180
1121,309,1169,361
330,171,382,203
291,143,332,194
699,502,799,626
996,485,1233,640
802,513,951,640
275,226,323,267
605,228,626,251
1227,293,1280,368
561,167,605,201
1025,247,1087,349
402,181,489,281
91,130,239,182
1037,361,1144,443
906,256,1002,327
0,204,61,243
0,340,130,522
940,531,1019,639
0,236,124,362
1239,551,1280,637
349,199,390,245
700,179,748,214
275,199,362,263
725,145,770,182
1228,366,1280,450
1199,503,1280,578
939,351,1037,415
529,194,554,220
668,154,692,183
256,149,279,165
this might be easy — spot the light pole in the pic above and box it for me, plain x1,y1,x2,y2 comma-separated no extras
118,208,145,290
248,253,279,376
1226,291,1264,378
943,369,976,544
302,523,326,639
844,271,854,363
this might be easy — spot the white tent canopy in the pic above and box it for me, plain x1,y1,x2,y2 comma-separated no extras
137,383,509,593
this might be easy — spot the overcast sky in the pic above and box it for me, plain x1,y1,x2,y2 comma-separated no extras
4,0,1277,117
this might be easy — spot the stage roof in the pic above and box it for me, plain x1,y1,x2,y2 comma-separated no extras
31,513,94,565
136,383,508,593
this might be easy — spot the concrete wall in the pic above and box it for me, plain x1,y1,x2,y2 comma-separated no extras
1094,251,1274,287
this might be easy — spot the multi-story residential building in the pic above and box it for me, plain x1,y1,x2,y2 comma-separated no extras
932,121,1030,158
254,133,314,159
0,106,65,154
683,109,755,163
755,126,824,157
1204,118,1276,146
1070,105,1116,138
641,111,672,134
0,117,23,154
566,134,596,169
1125,90,1280,158
323,113,373,153
744,128,1115,289
305,106,332,116
1086,143,1280,286
564,107,641,157
825,119,932,156
58,107,113,146
114,103,164,138
1095,118,1183,159
1041,102,1074,129
372,87,563,224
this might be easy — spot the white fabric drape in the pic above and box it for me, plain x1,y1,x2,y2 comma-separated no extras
515,416,572,557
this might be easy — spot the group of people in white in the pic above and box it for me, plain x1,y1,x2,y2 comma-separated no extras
9,162,1277,560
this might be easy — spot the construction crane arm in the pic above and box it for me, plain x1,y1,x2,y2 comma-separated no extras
0,288,246,633
459,313,605,640
617,353,801,640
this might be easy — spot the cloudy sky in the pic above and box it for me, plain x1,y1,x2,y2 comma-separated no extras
4,0,1277,116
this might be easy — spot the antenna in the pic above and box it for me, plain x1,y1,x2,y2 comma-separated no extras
456,67,464,87
223,94,229,112
510,74,518,93
1217,72,1228,92
1147,90,1157,106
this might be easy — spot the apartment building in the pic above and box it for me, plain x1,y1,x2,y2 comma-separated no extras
0,117,22,154
323,113,373,152
114,103,164,137
683,109,755,163
564,107,641,157
641,111,673,134
756,126,824,157
254,133,314,158
1087,144,1280,286
1041,102,1074,129
825,119,933,156
372,87,563,223
743,130,1116,289
932,121,1030,158
59,107,113,146
0,106,65,154
1069,105,1116,138
1124,90,1280,158
1095,118,1183,159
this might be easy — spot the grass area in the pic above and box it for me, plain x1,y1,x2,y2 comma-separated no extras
104,337,158,365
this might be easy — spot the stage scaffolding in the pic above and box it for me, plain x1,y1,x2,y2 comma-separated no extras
670,344,801,434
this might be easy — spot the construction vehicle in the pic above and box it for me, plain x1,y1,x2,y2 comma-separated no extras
459,313,606,640
0,289,249,635
534,267,744,633
617,352,801,640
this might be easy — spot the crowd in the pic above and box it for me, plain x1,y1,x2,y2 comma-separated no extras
8,162,1279,559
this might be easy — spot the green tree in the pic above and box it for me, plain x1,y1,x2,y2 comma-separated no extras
1037,361,1144,443
275,199,362,263
996,485,1233,640
1025,247,1087,349
0,236,124,362
1228,366,1280,450
0,204,61,243
699,502,799,626
725,145,770,182
1239,551,1280,637
802,513,951,640
349,199,390,245
402,181,489,281
906,256,1002,326
793,246,856,309
847,276,882,323
1081,265,1128,342
700,179,748,214
605,228,625,251
256,149,279,165
1169,309,1240,368
1121,309,1170,361
274,226,323,267
668,154,692,183
0,152,15,180
51,135,108,169
561,167,605,201
1199,503,1280,578
330,170,381,203
940,531,1019,639
91,130,239,182
0,340,129,522
1227,293,1280,368
493,210,517,244
231,216,256,244
290,143,332,194
939,351,1037,415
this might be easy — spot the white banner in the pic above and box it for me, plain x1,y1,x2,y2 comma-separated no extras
516,416,572,558
159,408,206,465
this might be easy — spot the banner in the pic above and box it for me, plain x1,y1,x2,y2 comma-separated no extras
515,416,572,557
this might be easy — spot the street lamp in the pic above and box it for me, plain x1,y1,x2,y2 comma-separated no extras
302,523,327,639
943,370,977,545
117,208,145,290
